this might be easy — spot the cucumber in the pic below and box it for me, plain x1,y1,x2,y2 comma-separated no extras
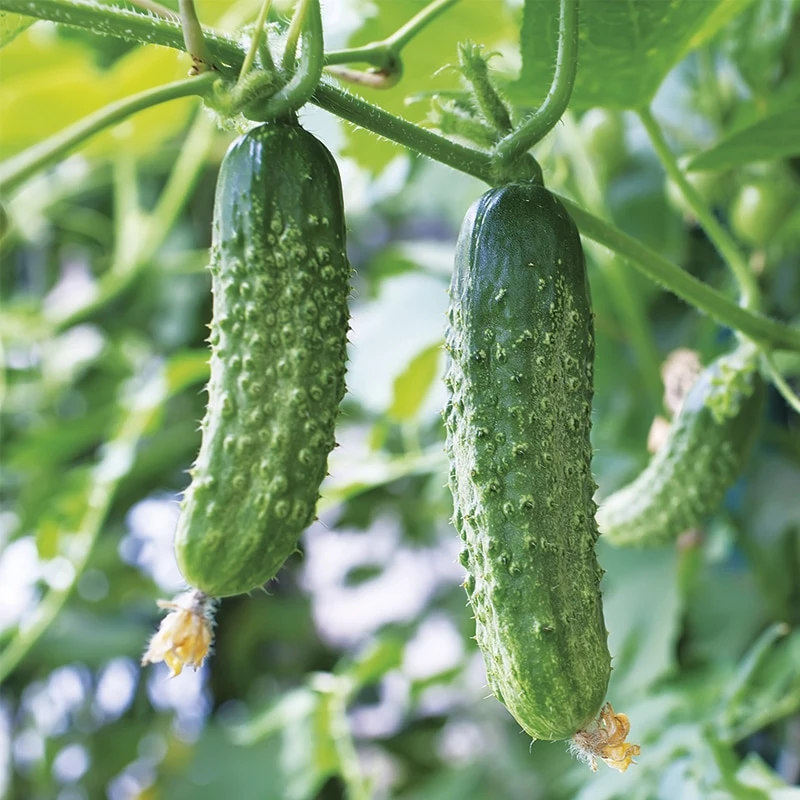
598,342,765,548
444,183,611,742
174,122,350,598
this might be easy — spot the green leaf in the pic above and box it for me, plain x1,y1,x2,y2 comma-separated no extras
721,0,797,96
736,753,800,797
157,724,285,800
320,448,446,513
513,0,754,111
165,349,211,394
600,543,682,693
718,624,800,742
338,633,405,688
228,681,341,800
0,11,35,47
230,686,319,745
0,34,196,163
687,106,800,170
347,272,448,414
389,342,442,421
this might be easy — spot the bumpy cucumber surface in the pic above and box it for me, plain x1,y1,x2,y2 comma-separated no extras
175,122,350,598
598,343,765,548
444,183,610,741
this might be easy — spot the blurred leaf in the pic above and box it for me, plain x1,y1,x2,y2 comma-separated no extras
735,753,800,797
718,624,800,741
229,680,341,800
337,633,405,688
30,467,92,558
0,11,35,47
513,0,754,111
722,0,797,95
600,544,682,693
684,558,768,667
389,342,442,422
606,164,687,264
159,723,286,800
348,272,448,414
7,403,116,471
687,106,800,170
232,686,318,744
0,33,196,164
738,453,800,622
30,610,146,666
165,349,210,394
320,447,446,513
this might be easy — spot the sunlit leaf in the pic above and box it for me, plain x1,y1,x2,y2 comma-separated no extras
719,625,800,741
347,272,448,413
389,341,442,421
338,633,405,687
0,11,36,47
165,349,210,394
320,448,446,513
0,31,197,164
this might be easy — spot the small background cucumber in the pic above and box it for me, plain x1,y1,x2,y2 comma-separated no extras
445,182,611,741
598,342,765,547
174,122,350,598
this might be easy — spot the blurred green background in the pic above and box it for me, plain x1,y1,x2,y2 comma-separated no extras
1,1,799,798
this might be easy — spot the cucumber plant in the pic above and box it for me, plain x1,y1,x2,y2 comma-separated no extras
5,0,800,794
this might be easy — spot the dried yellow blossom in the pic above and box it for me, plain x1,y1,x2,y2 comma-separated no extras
141,590,214,676
570,703,641,773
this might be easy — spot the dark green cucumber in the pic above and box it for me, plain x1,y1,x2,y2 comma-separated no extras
598,342,765,547
444,183,611,741
175,122,350,598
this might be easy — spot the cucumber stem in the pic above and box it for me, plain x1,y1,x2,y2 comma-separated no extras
253,0,323,120
494,0,579,162
458,41,513,136
638,106,761,312
179,0,214,73
761,351,800,414
562,196,800,352
239,0,274,80
281,0,310,71
324,0,459,74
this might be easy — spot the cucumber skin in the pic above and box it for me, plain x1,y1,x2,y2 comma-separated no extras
175,123,350,598
444,183,611,741
598,344,765,547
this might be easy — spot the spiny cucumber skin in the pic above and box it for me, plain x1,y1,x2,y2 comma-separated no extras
444,184,611,741
175,123,350,598
598,344,765,548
